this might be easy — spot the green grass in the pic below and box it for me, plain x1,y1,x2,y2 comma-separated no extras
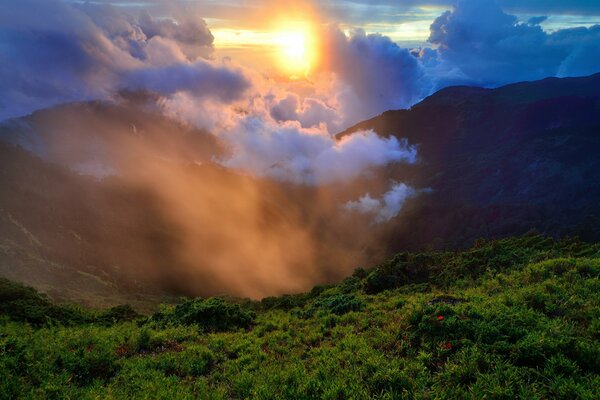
1,234,599,399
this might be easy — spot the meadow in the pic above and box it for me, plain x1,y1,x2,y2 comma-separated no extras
1,234,599,399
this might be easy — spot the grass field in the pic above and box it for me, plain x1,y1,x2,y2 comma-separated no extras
1,234,599,399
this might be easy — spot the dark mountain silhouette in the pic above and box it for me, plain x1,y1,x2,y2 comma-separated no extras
340,73,600,251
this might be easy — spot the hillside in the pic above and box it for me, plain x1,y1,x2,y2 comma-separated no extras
1,235,599,398
340,73,600,251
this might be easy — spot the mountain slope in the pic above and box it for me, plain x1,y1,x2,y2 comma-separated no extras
0,106,383,303
340,73,600,251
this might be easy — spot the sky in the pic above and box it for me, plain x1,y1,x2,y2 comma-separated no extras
2,0,600,183
63,0,600,72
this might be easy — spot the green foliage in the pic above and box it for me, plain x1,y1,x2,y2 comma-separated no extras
0,278,143,327
310,293,365,315
150,297,255,332
1,235,599,399
0,278,90,326
363,234,600,294
96,305,140,326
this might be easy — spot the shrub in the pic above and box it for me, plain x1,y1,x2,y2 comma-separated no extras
55,335,118,385
151,298,255,332
0,278,90,326
312,294,365,315
96,305,140,325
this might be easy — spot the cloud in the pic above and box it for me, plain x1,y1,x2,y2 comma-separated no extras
75,2,215,60
269,93,340,129
4,0,600,298
344,182,421,223
299,1,600,118
125,61,250,101
219,119,418,184
3,0,600,188
320,27,426,122
0,0,248,120
427,0,600,88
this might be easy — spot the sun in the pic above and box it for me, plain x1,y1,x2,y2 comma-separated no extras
280,31,307,66
274,23,317,78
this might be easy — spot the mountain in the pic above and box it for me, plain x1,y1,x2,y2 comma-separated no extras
340,73,600,251
1,74,600,306
0,100,232,308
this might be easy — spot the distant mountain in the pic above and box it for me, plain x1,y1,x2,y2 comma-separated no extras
340,73,600,251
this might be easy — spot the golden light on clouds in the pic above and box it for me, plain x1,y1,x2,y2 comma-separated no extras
212,17,320,78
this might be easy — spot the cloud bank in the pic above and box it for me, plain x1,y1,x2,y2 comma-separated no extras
0,0,248,120
313,0,600,119
2,0,600,185
427,0,600,88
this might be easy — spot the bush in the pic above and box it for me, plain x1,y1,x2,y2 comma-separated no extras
55,334,118,385
312,294,365,315
362,235,600,294
151,298,255,332
0,278,90,326
96,305,140,325
1,234,599,398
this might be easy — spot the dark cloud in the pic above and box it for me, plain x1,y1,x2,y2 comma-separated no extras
290,0,600,127
310,0,599,110
528,16,548,25
2,0,600,129
332,0,600,16
498,0,600,15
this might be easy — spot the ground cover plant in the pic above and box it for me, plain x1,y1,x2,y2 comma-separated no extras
1,234,599,399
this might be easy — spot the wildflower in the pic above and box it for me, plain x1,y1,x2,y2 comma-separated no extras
437,315,444,321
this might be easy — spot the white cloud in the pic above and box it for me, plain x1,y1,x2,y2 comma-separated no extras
344,182,421,223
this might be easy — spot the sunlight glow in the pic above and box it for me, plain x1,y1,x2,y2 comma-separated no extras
274,23,318,78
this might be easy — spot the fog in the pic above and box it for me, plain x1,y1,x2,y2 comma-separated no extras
0,98,418,298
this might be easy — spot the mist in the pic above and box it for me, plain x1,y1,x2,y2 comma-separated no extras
0,98,419,298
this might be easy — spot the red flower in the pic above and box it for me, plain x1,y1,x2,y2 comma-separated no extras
437,315,444,321
443,342,453,350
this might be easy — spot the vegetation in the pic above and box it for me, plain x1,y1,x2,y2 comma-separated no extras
1,234,599,399
0,279,139,327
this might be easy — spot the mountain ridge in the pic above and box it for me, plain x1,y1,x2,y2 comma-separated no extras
339,73,600,251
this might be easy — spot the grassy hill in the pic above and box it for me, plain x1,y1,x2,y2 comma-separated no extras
1,234,599,399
